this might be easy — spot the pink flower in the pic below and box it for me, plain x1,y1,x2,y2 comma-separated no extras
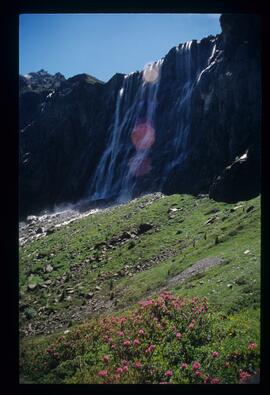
165,370,173,377
211,378,220,384
204,376,211,384
122,365,129,372
139,299,153,307
161,291,172,300
138,329,145,336
134,361,142,369
212,351,220,358
116,367,123,374
181,363,188,369
248,342,257,350
133,338,140,347
145,344,156,354
118,331,125,337
102,355,109,363
195,371,202,377
123,340,131,347
192,361,201,371
98,370,108,377
239,370,251,382
111,344,116,349
176,332,182,339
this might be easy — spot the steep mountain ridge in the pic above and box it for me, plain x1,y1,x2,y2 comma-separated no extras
19,14,261,219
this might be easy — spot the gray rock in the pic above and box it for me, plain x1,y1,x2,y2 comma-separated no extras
137,223,153,234
26,215,37,223
45,264,53,273
36,227,44,234
167,208,179,213
28,283,37,290
204,217,216,225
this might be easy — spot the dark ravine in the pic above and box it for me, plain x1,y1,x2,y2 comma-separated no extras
19,14,261,219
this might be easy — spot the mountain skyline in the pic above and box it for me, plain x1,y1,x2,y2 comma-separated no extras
19,13,221,82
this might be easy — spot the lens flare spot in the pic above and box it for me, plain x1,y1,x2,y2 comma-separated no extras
129,156,152,177
143,63,159,83
131,122,155,150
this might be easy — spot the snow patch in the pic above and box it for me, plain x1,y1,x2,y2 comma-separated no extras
46,90,55,99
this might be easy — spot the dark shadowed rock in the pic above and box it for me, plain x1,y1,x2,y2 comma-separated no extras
209,148,260,202
137,223,153,235
36,227,44,234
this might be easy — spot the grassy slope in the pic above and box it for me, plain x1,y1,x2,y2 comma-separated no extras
19,193,260,383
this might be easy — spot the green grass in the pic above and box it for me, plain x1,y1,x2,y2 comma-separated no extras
19,193,260,383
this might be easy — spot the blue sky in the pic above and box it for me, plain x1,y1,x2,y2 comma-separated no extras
19,14,221,82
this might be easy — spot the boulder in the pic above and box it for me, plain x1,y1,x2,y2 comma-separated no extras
45,264,53,273
28,283,38,291
36,227,44,234
137,223,153,235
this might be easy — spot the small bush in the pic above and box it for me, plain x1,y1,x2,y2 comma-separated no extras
20,293,259,384
24,307,37,320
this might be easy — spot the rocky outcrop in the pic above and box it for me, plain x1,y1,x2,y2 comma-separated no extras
20,71,124,218
209,147,261,202
19,14,261,219
162,14,261,199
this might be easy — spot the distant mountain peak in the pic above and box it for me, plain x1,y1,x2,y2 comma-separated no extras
67,73,104,85
20,70,66,93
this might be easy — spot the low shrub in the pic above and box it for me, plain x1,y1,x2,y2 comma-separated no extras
20,293,259,384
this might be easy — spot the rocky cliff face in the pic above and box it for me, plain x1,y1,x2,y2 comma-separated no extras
19,14,261,219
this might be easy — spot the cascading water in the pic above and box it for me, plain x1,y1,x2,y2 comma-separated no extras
88,85,125,200
171,41,194,166
88,59,164,202
87,38,217,203
118,59,163,202
167,39,217,172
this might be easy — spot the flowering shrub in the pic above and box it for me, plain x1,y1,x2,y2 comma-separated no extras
20,293,260,384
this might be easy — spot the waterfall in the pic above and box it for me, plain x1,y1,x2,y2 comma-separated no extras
87,38,217,204
167,41,195,171
165,39,217,173
118,59,163,202
88,84,125,200
88,59,163,203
